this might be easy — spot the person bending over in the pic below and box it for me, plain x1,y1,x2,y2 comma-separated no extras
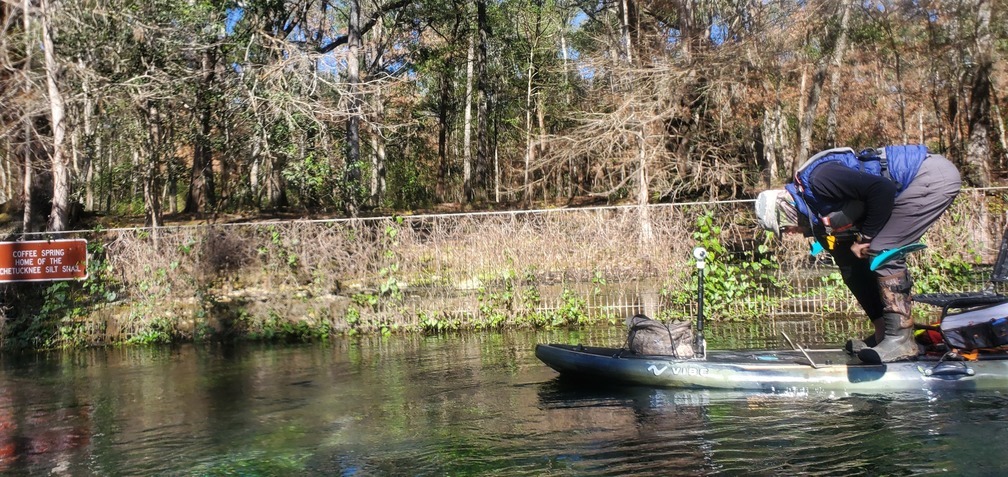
755,145,961,363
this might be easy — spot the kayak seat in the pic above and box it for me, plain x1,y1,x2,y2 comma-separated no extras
913,226,1008,312
913,290,1007,308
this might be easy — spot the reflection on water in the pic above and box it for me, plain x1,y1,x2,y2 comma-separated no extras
0,330,1007,475
537,380,1008,476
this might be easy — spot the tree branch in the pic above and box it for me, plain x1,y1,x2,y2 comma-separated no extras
317,0,412,54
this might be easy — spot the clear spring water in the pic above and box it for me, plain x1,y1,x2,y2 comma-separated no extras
1,329,1007,476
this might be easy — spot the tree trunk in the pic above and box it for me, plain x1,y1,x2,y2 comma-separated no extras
966,64,993,186
798,62,826,166
41,0,69,232
436,68,450,202
523,33,535,203
20,0,33,233
992,93,1008,171
796,66,807,168
22,149,32,233
370,90,386,206
965,0,993,187
343,0,362,216
559,20,570,103
474,0,489,202
800,3,853,164
250,152,260,204
368,22,386,208
537,93,549,198
81,63,96,211
185,46,217,214
825,0,853,148
0,137,8,204
494,135,500,203
762,99,793,185
923,16,948,152
250,90,285,209
637,131,652,243
889,35,908,144
167,165,178,214
143,100,163,228
462,32,475,202
144,174,161,229
619,0,632,64
247,88,263,207
264,153,286,208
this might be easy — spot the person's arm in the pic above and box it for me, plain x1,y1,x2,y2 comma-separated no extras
809,162,897,246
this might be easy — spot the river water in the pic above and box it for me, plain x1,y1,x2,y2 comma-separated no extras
2,329,1007,476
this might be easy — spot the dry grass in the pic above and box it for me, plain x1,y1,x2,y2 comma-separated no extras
4,190,1006,346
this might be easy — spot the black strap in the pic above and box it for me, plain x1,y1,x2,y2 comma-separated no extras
858,148,896,185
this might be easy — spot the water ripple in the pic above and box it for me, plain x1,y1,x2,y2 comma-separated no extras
4,337,1008,475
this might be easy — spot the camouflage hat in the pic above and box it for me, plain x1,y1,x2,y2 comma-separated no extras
755,189,798,236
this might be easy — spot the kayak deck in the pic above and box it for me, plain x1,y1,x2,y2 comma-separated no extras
535,343,1008,393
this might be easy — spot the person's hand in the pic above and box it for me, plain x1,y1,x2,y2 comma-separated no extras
851,241,871,259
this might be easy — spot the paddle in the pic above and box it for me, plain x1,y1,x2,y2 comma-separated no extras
869,242,927,271
809,240,927,271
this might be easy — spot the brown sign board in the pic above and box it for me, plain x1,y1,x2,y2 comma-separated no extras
0,239,88,283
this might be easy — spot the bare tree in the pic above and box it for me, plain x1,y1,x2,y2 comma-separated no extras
965,0,994,186
463,29,475,203
798,1,852,167
520,4,547,204
40,0,68,232
141,99,163,228
824,0,854,148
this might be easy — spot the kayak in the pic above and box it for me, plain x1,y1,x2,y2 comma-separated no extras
536,245,1008,394
535,343,1008,393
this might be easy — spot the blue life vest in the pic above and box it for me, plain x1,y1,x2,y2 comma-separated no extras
784,145,929,229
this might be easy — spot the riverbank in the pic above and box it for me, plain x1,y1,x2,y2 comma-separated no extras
0,192,1004,350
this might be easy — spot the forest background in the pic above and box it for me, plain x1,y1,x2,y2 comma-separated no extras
0,0,1007,350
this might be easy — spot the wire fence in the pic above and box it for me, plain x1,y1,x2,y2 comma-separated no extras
5,188,1008,345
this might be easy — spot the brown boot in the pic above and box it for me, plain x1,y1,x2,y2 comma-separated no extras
858,271,919,364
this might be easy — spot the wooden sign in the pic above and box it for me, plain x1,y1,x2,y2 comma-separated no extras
0,239,88,283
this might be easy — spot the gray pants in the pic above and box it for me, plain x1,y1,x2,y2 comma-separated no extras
872,154,961,276
831,154,961,320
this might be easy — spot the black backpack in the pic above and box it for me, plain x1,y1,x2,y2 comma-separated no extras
624,314,695,359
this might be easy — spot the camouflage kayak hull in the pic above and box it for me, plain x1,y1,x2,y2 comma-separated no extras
535,343,1008,393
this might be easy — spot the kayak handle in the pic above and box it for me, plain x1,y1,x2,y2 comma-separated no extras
925,362,975,378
